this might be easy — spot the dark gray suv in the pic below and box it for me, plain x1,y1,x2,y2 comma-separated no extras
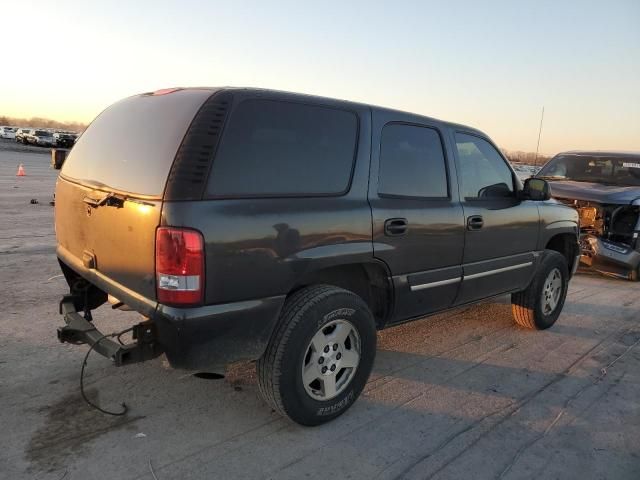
55,87,579,425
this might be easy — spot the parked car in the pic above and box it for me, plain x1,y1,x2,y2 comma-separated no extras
28,129,56,147
0,126,17,139
53,131,77,148
55,87,579,425
512,163,539,180
537,150,640,280
15,128,34,143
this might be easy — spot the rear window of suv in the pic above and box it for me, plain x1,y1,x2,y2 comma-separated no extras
61,89,213,197
206,100,358,197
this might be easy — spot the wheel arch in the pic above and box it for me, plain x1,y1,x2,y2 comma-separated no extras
288,261,393,328
545,232,580,275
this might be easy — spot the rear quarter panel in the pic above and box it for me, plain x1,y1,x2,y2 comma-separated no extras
161,99,374,304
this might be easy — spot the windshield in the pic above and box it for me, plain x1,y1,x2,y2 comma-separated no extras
35,130,49,136
537,154,640,187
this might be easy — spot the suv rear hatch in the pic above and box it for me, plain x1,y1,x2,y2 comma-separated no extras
55,88,215,309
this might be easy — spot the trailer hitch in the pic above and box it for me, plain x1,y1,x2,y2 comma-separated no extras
57,295,163,366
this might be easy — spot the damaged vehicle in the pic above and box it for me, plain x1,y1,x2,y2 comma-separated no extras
55,87,579,425
537,151,640,280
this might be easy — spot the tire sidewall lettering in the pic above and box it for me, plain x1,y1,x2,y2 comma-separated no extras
276,289,376,425
320,307,355,328
316,389,355,416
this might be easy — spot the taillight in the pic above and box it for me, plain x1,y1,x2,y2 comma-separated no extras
155,227,204,306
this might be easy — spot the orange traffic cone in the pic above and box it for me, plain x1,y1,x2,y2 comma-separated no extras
16,164,25,176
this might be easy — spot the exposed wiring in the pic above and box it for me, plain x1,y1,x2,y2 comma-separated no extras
80,326,135,416
116,329,130,346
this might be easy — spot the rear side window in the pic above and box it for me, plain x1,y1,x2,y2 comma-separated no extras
206,100,358,197
378,124,448,198
61,89,212,196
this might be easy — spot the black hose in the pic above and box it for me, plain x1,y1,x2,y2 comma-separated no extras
80,326,134,416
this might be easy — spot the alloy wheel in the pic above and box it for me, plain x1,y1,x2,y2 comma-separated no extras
301,319,361,401
541,267,563,315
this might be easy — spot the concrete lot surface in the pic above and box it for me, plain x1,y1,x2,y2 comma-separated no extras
1,140,638,479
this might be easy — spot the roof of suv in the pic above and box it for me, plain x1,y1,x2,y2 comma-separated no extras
155,87,487,138
558,150,640,158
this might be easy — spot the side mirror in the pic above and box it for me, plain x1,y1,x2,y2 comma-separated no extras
522,178,551,201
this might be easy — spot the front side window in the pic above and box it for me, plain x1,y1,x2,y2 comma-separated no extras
378,124,448,198
455,133,514,199
207,100,358,197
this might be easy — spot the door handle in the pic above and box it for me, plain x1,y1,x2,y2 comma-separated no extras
467,215,484,230
384,218,408,236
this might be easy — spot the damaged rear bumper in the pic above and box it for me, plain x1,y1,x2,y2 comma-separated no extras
57,295,164,366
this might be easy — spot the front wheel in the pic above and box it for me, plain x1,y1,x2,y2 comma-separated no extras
257,285,377,426
511,250,569,330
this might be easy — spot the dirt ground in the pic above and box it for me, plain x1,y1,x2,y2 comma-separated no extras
1,139,638,479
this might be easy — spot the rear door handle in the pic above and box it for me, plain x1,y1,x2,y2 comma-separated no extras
467,215,484,230
384,218,408,236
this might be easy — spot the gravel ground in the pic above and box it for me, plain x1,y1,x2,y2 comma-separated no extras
1,140,638,479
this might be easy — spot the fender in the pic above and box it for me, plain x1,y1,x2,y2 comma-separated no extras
537,201,579,251
539,220,579,249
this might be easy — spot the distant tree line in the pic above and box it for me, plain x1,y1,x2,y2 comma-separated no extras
0,115,86,132
501,149,551,167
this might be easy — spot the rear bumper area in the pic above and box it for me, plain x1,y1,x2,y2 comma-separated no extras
58,251,285,371
57,291,285,372
58,295,163,366
155,296,285,372
58,244,286,371
580,235,640,279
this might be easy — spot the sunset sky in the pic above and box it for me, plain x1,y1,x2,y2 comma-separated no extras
2,0,639,154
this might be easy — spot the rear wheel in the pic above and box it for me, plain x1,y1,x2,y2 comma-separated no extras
511,250,568,329
257,285,376,426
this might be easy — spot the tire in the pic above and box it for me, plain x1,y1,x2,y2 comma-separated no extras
257,285,377,426
511,250,569,330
